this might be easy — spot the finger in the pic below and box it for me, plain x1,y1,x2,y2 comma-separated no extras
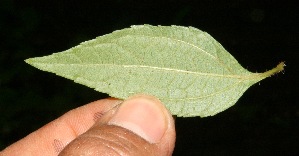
1,98,122,156
59,95,176,156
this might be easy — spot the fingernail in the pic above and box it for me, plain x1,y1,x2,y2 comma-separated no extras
108,95,167,143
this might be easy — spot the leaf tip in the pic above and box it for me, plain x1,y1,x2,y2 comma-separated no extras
24,57,39,68
24,58,32,65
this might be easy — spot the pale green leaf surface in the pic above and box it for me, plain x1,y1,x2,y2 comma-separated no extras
25,25,284,117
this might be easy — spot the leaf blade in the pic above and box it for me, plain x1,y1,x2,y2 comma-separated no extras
25,25,283,117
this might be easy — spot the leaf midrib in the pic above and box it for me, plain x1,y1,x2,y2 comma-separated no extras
33,62,262,80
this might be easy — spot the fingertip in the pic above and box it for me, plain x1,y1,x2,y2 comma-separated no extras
59,95,176,156
108,94,174,144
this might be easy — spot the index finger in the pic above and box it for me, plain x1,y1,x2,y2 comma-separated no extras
1,98,122,156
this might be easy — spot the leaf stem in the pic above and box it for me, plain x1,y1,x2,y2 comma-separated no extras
260,62,285,78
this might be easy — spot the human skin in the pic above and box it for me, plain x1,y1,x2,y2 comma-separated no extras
1,95,176,156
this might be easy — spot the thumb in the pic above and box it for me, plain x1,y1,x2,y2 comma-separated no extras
59,95,176,156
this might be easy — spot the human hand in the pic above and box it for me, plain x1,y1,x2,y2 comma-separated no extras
1,95,176,156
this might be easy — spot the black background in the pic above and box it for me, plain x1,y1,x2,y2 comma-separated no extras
1,0,298,155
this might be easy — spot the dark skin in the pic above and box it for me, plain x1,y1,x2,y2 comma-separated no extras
1,95,176,156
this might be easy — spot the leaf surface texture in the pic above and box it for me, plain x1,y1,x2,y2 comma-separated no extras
25,25,283,117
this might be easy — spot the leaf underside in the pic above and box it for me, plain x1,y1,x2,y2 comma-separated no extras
25,25,283,117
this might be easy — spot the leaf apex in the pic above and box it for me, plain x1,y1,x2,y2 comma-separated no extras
24,58,32,65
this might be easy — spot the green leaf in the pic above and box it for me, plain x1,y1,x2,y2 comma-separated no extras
25,25,284,117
